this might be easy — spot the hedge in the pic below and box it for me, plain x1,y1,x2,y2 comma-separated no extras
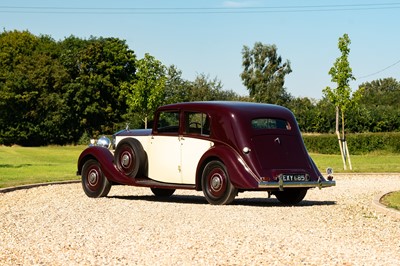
302,132,400,154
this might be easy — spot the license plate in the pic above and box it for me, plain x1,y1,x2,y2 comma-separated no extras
281,174,308,182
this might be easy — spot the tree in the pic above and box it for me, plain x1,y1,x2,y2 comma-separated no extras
185,74,240,102
352,78,400,132
323,33,355,169
164,69,241,104
357,78,400,106
64,36,136,138
0,31,137,145
164,65,192,104
0,30,70,145
241,42,292,104
125,53,166,128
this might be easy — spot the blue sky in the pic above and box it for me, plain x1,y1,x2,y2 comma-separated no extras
1,0,399,99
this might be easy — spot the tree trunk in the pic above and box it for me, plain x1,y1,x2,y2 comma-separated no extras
340,109,352,170
336,106,347,170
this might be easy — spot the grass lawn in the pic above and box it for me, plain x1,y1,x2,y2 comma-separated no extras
310,153,400,173
381,191,400,211
0,145,84,188
312,152,400,211
1,146,400,188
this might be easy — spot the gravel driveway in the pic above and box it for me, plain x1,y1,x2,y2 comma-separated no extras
1,174,400,265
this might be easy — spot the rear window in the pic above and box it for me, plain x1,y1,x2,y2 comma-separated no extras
251,118,291,130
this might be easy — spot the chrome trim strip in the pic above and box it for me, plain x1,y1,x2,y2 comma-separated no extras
258,180,336,189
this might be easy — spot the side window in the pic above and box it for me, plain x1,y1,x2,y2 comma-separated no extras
184,112,210,136
157,111,180,134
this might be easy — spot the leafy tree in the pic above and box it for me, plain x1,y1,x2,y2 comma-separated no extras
314,99,336,133
125,53,166,128
357,78,400,106
0,31,137,145
189,74,220,101
0,30,70,145
241,42,292,104
163,69,241,105
164,65,192,104
323,33,355,169
289,97,317,132
351,78,400,132
191,73,223,101
288,97,336,133
57,36,92,141
64,37,136,138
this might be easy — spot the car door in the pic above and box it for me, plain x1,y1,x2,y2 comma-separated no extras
180,137,213,184
180,112,213,184
147,111,182,184
148,110,213,185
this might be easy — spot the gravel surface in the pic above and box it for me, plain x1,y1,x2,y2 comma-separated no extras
1,174,400,265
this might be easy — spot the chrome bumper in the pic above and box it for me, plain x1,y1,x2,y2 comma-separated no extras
258,177,336,191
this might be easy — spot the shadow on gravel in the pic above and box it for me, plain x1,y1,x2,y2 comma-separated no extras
108,194,336,207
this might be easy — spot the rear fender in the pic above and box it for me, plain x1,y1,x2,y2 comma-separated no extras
195,145,259,190
77,146,135,185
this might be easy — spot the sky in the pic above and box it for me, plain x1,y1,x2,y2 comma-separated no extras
1,0,400,99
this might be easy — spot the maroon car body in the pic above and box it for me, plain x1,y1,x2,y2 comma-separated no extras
77,101,335,205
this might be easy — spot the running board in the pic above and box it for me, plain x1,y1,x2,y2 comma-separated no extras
134,178,196,190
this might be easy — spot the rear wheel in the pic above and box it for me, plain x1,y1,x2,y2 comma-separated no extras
274,189,307,205
202,160,237,205
81,159,111,198
114,138,146,178
151,188,175,197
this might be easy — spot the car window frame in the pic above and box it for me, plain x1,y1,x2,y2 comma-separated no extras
154,110,181,135
183,111,211,137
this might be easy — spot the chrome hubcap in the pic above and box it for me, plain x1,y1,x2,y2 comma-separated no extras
122,154,130,167
211,174,222,191
88,170,98,186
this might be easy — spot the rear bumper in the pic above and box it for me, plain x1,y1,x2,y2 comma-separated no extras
258,177,336,190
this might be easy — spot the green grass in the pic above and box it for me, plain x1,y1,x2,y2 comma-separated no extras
0,145,84,188
310,152,400,173
381,191,400,211
1,146,400,189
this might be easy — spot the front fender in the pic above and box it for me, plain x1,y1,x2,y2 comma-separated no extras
77,146,134,185
196,145,260,190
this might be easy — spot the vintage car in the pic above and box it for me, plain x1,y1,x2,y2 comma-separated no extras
77,101,335,205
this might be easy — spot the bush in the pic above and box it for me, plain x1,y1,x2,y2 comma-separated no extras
303,132,400,154
78,131,92,145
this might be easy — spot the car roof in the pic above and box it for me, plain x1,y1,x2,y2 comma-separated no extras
157,101,293,119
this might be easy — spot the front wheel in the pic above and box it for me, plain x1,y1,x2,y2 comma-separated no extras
201,160,237,205
81,159,111,198
274,189,307,205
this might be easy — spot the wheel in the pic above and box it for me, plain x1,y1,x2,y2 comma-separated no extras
201,160,237,205
274,189,308,205
114,138,146,178
151,188,176,197
81,159,111,198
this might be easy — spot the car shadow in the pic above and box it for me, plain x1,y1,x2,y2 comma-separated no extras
107,194,336,207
